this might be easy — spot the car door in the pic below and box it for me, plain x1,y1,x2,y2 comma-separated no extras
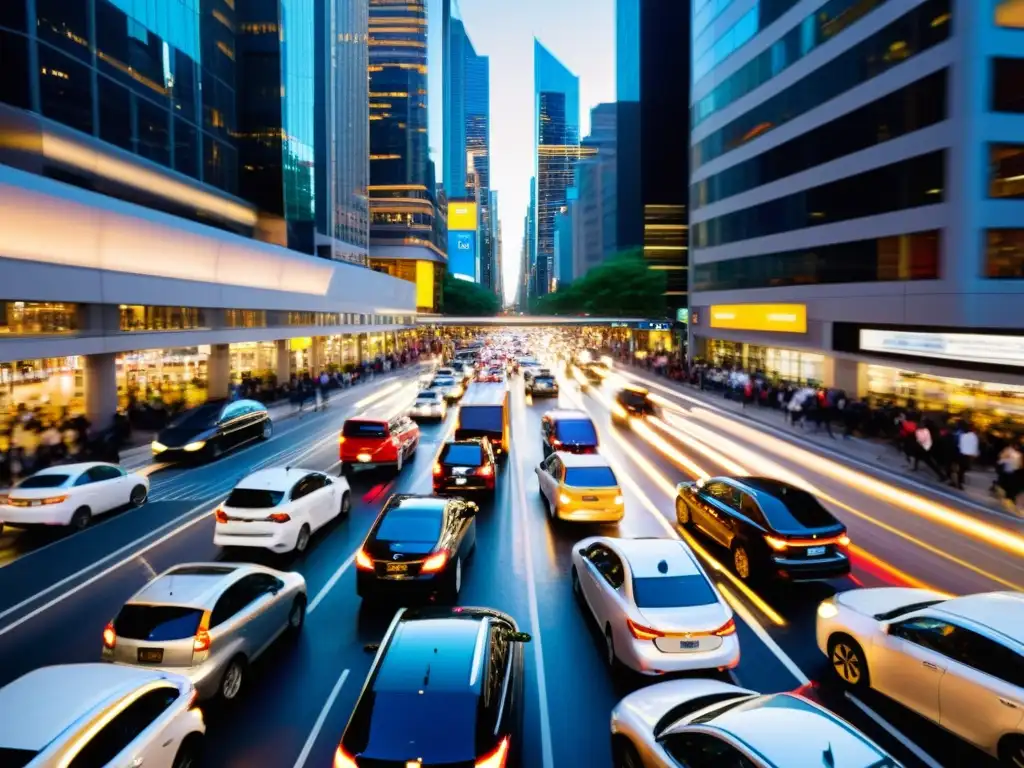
67,686,182,768
316,474,340,527
289,474,319,529
89,464,129,514
209,575,276,658
579,543,612,619
71,466,106,511
536,454,556,503
695,482,738,546
217,402,247,448
452,500,476,558
873,616,951,723
937,626,1024,750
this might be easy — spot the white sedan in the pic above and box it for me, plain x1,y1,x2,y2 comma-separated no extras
571,536,739,675
0,462,149,531
410,389,446,421
214,467,351,554
817,588,1024,764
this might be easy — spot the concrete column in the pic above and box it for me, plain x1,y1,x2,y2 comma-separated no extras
310,336,325,372
84,352,118,431
356,333,366,363
207,343,231,399
275,339,291,383
832,358,861,396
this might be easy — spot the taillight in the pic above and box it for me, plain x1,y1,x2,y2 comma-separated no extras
102,622,116,649
764,534,788,551
355,550,374,570
478,464,493,477
421,551,449,573
215,508,228,524
552,439,562,446
714,618,736,636
433,462,442,475
333,746,358,768
626,618,663,640
193,610,212,654
838,533,851,548
267,513,291,523
475,737,510,768
338,435,345,445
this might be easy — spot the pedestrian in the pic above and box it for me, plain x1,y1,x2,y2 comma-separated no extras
995,442,1023,510
954,422,979,490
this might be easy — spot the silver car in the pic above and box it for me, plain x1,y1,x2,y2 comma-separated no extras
410,389,447,421
610,679,902,768
102,562,307,701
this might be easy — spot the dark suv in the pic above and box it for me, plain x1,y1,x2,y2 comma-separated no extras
433,438,497,495
611,386,657,425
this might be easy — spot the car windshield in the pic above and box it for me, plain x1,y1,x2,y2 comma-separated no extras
555,420,597,444
761,488,837,530
535,376,556,385
441,444,483,466
114,605,204,641
376,506,444,543
343,421,388,439
433,377,456,386
564,467,617,487
225,488,284,508
632,575,718,609
619,390,649,408
17,474,69,489
168,403,222,429
417,392,439,401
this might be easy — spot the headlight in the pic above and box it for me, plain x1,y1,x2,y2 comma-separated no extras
151,441,167,453
183,441,206,452
614,495,624,505
817,599,839,619
558,493,572,505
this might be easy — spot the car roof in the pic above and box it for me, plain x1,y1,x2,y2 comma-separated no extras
726,477,799,498
620,385,648,394
544,409,589,421
375,617,487,694
934,592,1024,643
234,467,318,491
556,452,612,468
703,693,890,767
388,494,449,513
0,664,174,752
612,538,700,578
345,417,387,425
30,462,111,476
128,563,249,608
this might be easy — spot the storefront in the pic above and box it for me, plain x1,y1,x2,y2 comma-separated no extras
118,348,209,410
229,342,278,379
706,340,826,385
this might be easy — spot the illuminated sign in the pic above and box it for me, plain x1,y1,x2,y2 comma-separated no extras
447,201,478,231
676,308,690,324
860,330,1024,368
639,321,672,331
709,304,807,333
447,230,477,282
415,261,435,310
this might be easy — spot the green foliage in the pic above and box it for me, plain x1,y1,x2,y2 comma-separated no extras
528,249,667,317
441,270,501,316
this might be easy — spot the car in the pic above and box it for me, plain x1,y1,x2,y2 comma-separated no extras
214,467,350,554
334,606,530,768
537,452,624,522
0,663,205,768
541,409,599,457
410,389,447,421
675,477,851,583
572,537,738,675
610,678,902,768
611,386,657,425
101,563,307,701
430,375,465,402
451,361,474,383
456,383,511,456
433,438,497,495
816,589,1024,763
528,372,560,397
523,365,551,384
356,494,477,603
478,366,506,383
339,415,420,475
152,398,272,461
0,462,149,532
436,367,458,379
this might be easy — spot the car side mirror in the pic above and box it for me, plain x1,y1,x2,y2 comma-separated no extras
578,548,587,556
509,631,532,643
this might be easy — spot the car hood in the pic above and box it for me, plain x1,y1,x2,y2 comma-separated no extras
835,587,948,617
157,427,213,447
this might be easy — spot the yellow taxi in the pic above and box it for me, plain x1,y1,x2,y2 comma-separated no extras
536,452,624,522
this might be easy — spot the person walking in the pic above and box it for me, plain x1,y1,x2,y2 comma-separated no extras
995,442,1023,512
954,422,980,491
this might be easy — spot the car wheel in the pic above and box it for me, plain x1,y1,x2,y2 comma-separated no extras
287,595,307,635
612,739,644,768
340,492,351,518
171,736,203,768
675,497,690,525
218,656,246,701
731,543,752,581
999,735,1024,767
294,524,312,553
70,507,91,531
261,421,273,440
571,567,582,599
828,634,869,689
129,484,148,507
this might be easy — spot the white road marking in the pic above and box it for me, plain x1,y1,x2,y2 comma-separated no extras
718,585,809,685
292,668,350,768
308,550,357,614
845,692,944,768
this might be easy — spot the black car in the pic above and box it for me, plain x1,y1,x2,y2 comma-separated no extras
611,386,657,425
528,374,559,397
541,409,599,457
152,399,271,462
674,476,851,582
335,606,529,768
434,438,497,495
356,495,478,602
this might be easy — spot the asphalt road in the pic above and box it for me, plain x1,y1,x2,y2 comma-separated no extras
0,359,1017,768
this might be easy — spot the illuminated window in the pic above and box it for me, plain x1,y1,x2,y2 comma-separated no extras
119,306,206,332
989,145,1024,199
996,0,1024,27
225,310,267,328
985,230,1024,278
0,302,78,335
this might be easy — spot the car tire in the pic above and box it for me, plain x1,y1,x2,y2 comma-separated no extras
675,497,690,526
218,655,247,702
340,492,351,518
294,524,312,553
999,735,1024,767
612,738,644,768
70,507,91,531
261,420,273,440
828,634,870,689
287,595,307,636
129,484,148,507
731,542,753,581
604,625,619,670
171,736,203,768
571,567,582,599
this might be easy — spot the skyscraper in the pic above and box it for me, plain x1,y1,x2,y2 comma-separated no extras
615,0,642,251
533,39,580,298
367,0,446,312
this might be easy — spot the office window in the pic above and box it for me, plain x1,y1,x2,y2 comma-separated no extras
203,136,237,194
38,46,94,136
992,58,1024,113
119,305,206,332
986,230,1024,278
173,48,198,123
758,0,803,28
135,96,171,167
693,231,940,291
225,310,267,328
692,0,951,170
995,0,1024,28
0,30,31,110
36,0,91,61
0,1,27,32
693,7,758,81
990,145,1024,199
174,119,199,179
0,302,78,334
694,70,947,208
98,76,133,152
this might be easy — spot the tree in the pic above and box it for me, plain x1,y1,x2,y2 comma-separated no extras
529,249,667,318
441,270,501,316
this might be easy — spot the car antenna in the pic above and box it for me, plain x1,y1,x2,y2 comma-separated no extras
657,560,668,574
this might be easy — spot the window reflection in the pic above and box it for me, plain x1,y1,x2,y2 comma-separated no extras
985,230,1024,279
225,310,267,328
992,58,1024,113
39,46,94,136
989,145,1024,200
0,302,78,335
119,305,206,332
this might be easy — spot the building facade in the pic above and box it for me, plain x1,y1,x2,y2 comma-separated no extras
689,0,1024,418
568,102,618,282
615,0,643,251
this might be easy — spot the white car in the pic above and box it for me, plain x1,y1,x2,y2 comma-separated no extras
410,389,447,421
0,663,204,767
610,678,901,768
816,588,1024,764
0,462,149,532
214,467,351,553
571,537,739,675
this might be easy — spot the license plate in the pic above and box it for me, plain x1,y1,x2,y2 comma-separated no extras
679,640,699,650
137,648,163,663
807,546,826,557
386,562,408,573
582,495,598,502
455,478,467,485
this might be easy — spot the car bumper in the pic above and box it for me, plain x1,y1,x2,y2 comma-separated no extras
556,504,624,523
0,502,74,526
341,452,398,470
214,522,299,552
435,478,494,493
772,552,851,581
106,657,225,700
531,388,559,396
411,408,445,420
356,570,446,600
619,634,741,675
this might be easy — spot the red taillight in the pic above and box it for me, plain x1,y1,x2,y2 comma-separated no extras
355,550,374,570
626,618,663,640
193,610,212,653
838,533,851,548
478,464,493,477
267,513,291,523
102,622,116,649
215,508,228,524
714,618,736,637
421,551,449,573
475,737,510,768
338,435,345,445
433,462,442,475
552,439,562,446
333,746,358,768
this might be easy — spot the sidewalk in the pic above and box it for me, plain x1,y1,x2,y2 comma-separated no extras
626,368,1017,518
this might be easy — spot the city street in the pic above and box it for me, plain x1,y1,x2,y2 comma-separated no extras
0,361,1018,767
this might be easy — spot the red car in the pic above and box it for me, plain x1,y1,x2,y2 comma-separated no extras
340,415,420,475
476,366,505,383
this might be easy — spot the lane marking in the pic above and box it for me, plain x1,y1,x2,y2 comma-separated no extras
717,583,809,685
292,668,350,768
308,550,357,614
844,692,944,768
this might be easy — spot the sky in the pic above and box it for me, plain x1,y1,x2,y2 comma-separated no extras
427,0,616,305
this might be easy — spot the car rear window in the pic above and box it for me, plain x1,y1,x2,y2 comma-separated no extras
555,420,597,444
619,390,649,408
761,488,837,530
114,605,204,641
459,406,503,432
17,474,69,489
375,507,444,543
433,377,456,386
417,391,439,401
534,376,556,386
564,467,617,487
441,444,483,466
225,488,284,508
343,421,388,438
632,575,718,609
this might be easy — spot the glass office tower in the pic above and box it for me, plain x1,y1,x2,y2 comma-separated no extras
533,39,580,298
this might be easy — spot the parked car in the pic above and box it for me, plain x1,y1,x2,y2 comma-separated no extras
339,415,420,475
153,399,272,462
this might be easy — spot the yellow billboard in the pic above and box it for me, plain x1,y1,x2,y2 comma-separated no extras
416,260,435,311
448,201,478,231
709,304,807,333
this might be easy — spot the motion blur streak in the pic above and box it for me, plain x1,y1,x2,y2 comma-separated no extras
848,544,948,594
647,415,746,476
354,380,406,409
631,420,711,481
